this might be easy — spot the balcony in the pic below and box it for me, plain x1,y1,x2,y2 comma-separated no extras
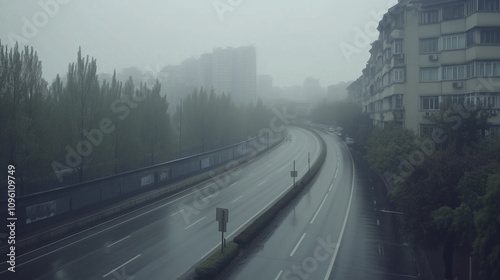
388,28,404,42
392,108,405,121
466,12,500,30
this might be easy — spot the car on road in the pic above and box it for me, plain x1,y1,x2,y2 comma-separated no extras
329,127,334,132
345,136,354,145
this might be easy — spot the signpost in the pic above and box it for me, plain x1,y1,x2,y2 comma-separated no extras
216,207,229,253
308,152,310,173
290,160,297,187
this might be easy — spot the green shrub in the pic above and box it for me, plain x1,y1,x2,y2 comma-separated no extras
195,241,239,279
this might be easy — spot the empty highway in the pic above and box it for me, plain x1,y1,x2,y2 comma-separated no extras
0,127,320,280
224,129,419,280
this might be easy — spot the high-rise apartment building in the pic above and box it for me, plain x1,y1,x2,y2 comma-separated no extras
212,46,257,105
349,0,500,136
163,46,257,107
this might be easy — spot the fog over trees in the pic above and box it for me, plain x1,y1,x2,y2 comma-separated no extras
0,42,274,194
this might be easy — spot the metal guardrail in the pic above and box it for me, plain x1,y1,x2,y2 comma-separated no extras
0,133,285,253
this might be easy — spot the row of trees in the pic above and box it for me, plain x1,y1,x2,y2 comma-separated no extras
364,103,499,280
311,97,498,279
173,88,274,155
0,41,274,194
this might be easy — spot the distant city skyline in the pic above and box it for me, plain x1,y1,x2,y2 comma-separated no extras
0,0,398,87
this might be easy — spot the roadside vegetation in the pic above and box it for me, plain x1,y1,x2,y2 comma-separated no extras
311,98,500,280
0,42,273,194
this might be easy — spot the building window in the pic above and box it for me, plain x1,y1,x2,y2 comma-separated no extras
478,0,500,11
441,95,466,105
443,33,466,50
476,61,500,77
443,5,465,20
467,62,475,77
393,40,403,54
442,65,466,80
420,10,439,24
394,94,403,109
451,94,466,104
466,93,498,107
422,96,440,110
392,68,405,82
466,29,475,46
383,73,389,87
421,67,439,82
375,100,383,112
394,12,404,28
420,124,435,137
480,30,500,44
384,48,392,62
383,97,391,111
420,38,438,53
466,0,477,15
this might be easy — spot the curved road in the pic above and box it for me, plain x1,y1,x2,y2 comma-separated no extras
0,126,320,280
224,128,419,280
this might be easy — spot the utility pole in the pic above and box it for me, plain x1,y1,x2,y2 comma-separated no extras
308,152,310,173
178,98,182,156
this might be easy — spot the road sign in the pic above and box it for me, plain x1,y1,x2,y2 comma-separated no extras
216,208,229,253
216,208,229,224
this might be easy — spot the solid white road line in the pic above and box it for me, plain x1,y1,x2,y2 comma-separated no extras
323,145,356,280
310,194,328,224
7,147,281,273
184,216,206,230
102,254,141,277
171,209,183,216
3,182,214,272
106,235,130,248
290,233,307,257
179,181,296,278
231,195,243,203
274,270,283,280
4,128,305,276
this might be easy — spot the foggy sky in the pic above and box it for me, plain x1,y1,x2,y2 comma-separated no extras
0,0,397,87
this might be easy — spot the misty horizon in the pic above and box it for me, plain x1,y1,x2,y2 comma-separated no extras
0,0,398,88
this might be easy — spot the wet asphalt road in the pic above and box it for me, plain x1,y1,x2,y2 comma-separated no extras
224,129,419,280
0,127,320,280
